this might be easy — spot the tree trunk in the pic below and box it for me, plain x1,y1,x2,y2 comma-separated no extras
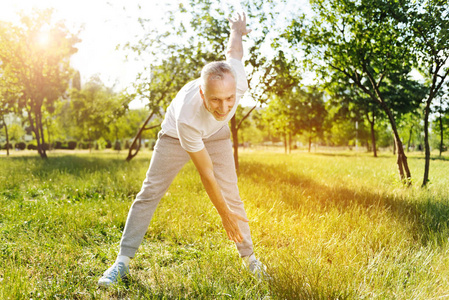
126,112,155,161
288,132,292,154
284,132,287,154
2,116,10,156
308,136,312,153
439,112,444,157
31,109,46,159
37,109,47,158
230,115,239,171
394,134,411,185
407,124,414,153
231,105,257,171
88,132,93,153
368,116,377,158
393,138,396,155
382,106,411,184
422,101,431,187
46,118,51,151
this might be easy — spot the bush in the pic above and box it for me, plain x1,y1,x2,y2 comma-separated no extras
3,143,13,150
106,140,112,149
54,141,63,149
114,141,121,151
15,142,26,150
78,142,91,150
27,144,38,150
96,138,107,150
67,141,77,150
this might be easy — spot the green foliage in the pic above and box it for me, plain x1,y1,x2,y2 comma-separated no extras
108,108,158,144
235,106,264,145
7,123,25,142
431,93,449,154
0,67,20,121
264,85,327,144
66,76,129,143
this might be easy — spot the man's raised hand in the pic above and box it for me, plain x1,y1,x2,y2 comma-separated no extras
228,12,252,36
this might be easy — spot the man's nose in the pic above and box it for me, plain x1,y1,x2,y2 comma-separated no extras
219,102,226,112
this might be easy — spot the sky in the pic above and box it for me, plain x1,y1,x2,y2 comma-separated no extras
0,0,309,108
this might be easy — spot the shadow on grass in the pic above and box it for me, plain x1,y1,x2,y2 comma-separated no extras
413,155,449,161
239,160,449,299
4,154,152,178
306,151,372,158
300,151,395,159
240,160,449,245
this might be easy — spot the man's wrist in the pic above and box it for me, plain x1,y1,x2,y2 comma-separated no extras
230,29,244,37
218,207,231,218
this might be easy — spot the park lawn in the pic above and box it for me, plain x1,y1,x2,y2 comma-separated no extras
1,149,449,299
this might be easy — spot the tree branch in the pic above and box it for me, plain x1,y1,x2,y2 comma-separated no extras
237,105,257,131
143,124,161,131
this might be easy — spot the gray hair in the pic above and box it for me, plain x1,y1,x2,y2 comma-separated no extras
200,61,236,91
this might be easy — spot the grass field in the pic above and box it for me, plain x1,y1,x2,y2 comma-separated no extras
1,149,449,299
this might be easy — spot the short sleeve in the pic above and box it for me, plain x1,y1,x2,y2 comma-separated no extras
176,121,205,152
227,58,248,97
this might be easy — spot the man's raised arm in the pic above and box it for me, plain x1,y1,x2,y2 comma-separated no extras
226,12,251,61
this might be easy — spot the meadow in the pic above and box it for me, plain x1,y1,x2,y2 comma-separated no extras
1,149,449,299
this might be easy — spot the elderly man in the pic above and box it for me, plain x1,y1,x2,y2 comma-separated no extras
98,12,265,286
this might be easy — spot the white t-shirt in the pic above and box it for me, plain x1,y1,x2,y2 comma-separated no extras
160,58,248,152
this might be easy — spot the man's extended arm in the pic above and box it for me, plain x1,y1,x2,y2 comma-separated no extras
186,13,252,244
226,12,252,60
188,148,248,243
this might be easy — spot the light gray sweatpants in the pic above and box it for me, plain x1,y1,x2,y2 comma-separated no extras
119,125,254,258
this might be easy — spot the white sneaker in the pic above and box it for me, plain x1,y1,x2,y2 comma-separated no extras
248,259,270,279
98,262,129,287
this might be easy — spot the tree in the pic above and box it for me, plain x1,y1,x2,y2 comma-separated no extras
264,84,327,153
399,111,423,153
325,71,384,156
297,86,327,152
104,108,156,151
285,0,423,184
400,0,449,186
68,76,129,150
0,67,21,156
432,89,449,156
0,9,80,158
257,50,303,153
123,50,196,161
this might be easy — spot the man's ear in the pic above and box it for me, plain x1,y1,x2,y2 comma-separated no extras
199,86,205,100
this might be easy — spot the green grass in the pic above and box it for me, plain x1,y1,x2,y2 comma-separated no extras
1,149,449,299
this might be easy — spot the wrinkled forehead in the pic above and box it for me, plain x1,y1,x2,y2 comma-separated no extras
204,72,236,91
201,61,236,89
205,72,236,84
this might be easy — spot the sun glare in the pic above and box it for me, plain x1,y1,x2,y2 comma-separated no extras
37,31,50,47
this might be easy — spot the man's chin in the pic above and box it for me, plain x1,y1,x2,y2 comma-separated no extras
214,112,228,120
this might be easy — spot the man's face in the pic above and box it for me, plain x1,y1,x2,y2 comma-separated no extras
200,73,236,121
